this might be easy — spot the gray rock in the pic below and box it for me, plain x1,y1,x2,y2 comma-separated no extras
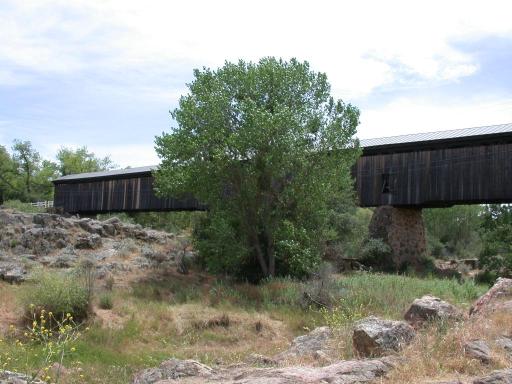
471,278,512,316
495,336,512,355
132,358,213,384
274,326,333,360
464,340,492,364
472,369,512,384
48,252,78,268
75,234,102,249
0,370,45,384
0,261,26,284
78,219,105,237
102,223,116,236
353,316,416,357
404,295,464,326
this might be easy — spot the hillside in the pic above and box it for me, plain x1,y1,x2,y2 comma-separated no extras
0,208,511,383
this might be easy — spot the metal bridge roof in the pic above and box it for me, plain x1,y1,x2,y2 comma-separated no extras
54,123,512,182
360,122,512,148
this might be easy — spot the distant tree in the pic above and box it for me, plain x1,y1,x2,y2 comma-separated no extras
56,147,115,176
155,58,360,279
0,145,19,201
479,204,512,278
12,140,42,201
423,205,483,258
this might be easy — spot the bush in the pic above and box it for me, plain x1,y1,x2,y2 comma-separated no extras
360,238,392,271
99,293,113,310
21,270,90,321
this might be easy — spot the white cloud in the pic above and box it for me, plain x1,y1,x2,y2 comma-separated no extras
1,0,512,96
359,96,512,139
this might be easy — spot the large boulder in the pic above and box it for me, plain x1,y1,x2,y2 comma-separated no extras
132,358,213,384
274,326,333,361
470,278,512,316
404,295,464,326
353,316,415,357
133,356,398,384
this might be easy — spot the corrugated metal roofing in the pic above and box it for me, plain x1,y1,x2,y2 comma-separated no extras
54,123,512,182
359,122,512,148
54,165,158,182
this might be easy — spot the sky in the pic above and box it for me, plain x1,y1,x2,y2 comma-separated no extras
1,0,512,168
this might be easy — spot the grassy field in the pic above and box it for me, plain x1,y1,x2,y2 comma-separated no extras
0,271,490,383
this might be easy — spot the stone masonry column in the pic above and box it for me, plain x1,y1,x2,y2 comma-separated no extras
368,206,427,271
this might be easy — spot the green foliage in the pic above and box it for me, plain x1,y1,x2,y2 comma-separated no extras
21,271,91,320
360,238,392,270
56,146,115,176
99,293,114,310
155,57,360,279
479,204,512,278
423,205,483,259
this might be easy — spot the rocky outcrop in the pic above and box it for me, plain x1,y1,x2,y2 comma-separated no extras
274,326,333,361
470,278,512,316
132,356,399,384
353,316,415,357
0,209,181,281
404,295,464,326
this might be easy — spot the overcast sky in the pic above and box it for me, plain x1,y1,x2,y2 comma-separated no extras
1,0,512,167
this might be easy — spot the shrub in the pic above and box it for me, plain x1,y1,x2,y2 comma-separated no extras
360,238,392,271
98,293,113,310
21,270,90,321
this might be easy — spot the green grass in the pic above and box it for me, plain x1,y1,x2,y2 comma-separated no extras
2,199,45,213
0,272,488,384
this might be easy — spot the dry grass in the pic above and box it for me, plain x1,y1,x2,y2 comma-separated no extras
384,311,512,383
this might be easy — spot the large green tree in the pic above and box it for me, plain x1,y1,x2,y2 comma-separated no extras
56,146,114,176
155,58,360,279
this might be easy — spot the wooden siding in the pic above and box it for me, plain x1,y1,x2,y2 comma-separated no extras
54,175,203,213
355,142,512,207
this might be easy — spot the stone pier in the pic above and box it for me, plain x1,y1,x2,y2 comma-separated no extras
368,205,427,270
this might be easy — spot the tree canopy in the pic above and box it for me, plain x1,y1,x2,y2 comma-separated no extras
155,58,360,279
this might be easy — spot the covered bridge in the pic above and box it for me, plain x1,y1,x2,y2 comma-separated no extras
53,123,512,214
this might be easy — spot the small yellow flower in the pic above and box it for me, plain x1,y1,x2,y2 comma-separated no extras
66,313,71,318
70,347,76,352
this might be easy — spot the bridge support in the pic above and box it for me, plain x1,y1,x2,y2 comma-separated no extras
368,206,427,271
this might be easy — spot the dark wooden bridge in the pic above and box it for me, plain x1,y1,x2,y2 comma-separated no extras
53,123,512,213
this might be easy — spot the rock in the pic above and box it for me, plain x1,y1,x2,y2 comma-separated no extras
353,316,415,357
464,340,492,364
275,326,333,360
78,219,105,237
495,336,512,355
472,369,512,384
246,353,278,367
225,356,398,384
102,223,116,236
0,370,45,384
470,278,512,316
75,234,102,249
0,261,26,284
133,356,399,384
404,295,464,326
132,358,213,384
48,252,78,268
